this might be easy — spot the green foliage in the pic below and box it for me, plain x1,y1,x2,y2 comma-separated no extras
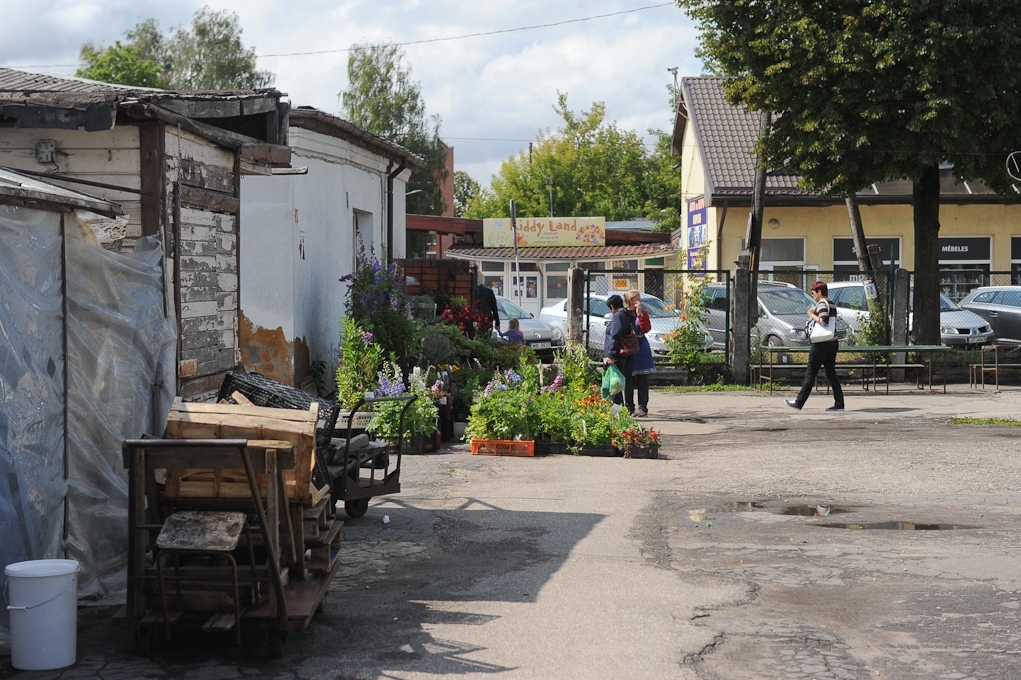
340,43,447,216
951,417,1021,427
335,318,381,409
556,342,599,392
454,171,480,218
467,93,679,222
81,9,272,90
857,299,889,346
76,41,163,88
664,255,712,373
367,362,439,439
342,256,421,359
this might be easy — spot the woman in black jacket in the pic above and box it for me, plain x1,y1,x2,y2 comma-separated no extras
603,294,635,407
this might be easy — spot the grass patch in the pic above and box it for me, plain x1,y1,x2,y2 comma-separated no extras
951,416,1021,427
662,384,758,393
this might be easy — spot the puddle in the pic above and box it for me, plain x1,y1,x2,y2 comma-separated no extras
678,417,713,424
780,505,852,517
687,502,853,522
813,522,974,530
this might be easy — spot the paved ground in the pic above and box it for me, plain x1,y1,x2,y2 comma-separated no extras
4,383,1021,679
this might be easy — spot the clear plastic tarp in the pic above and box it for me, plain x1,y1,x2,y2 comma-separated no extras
0,205,176,649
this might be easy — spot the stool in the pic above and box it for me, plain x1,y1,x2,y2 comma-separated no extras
154,511,253,643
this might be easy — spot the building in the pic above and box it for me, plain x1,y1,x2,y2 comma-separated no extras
0,67,292,399
240,107,420,386
672,76,1021,298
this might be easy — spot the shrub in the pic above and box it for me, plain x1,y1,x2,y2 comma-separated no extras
335,318,381,409
342,255,421,359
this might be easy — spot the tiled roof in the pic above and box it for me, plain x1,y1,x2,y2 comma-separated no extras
444,244,673,260
0,68,135,93
681,77,1002,202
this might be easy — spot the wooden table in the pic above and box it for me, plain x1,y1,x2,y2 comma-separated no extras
760,345,953,394
970,344,1021,390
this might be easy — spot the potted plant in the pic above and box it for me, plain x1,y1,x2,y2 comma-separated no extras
613,426,662,459
368,361,438,453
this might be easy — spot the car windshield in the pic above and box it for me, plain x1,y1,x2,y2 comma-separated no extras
760,288,814,315
940,294,960,311
588,299,610,316
636,296,679,319
497,297,531,319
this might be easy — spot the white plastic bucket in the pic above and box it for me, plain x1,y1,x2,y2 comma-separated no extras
4,559,79,670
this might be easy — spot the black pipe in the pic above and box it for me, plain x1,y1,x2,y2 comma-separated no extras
386,159,408,263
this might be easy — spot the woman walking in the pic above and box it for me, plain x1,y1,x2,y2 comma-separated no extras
603,294,635,407
624,289,656,416
786,281,845,412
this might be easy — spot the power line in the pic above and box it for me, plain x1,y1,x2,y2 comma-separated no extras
258,3,675,58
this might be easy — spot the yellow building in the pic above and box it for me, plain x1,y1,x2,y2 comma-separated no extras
672,77,1021,299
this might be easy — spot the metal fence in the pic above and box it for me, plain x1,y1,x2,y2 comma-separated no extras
585,268,732,361
908,270,1019,303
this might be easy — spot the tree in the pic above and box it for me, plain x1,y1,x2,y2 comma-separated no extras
340,43,447,216
454,171,480,217
76,42,163,88
468,93,678,225
78,8,273,90
677,0,1021,344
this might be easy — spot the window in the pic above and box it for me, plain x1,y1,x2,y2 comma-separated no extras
1001,290,1021,308
587,299,610,316
545,262,570,271
709,286,728,311
834,286,867,311
482,261,504,271
972,291,997,304
496,297,531,319
511,262,539,272
761,238,805,263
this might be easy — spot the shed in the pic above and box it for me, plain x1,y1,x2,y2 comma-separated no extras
0,168,175,644
240,106,420,386
0,67,292,400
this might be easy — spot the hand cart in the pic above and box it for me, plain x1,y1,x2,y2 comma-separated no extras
331,395,416,518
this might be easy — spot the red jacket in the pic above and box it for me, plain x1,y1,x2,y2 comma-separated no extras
636,308,651,334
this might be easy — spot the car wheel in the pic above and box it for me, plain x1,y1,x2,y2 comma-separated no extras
766,335,783,347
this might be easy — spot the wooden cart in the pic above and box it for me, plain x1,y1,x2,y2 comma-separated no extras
115,400,342,656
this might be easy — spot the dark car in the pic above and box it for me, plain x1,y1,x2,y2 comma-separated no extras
959,286,1021,344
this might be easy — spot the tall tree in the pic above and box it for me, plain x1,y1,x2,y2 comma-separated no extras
677,0,1021,344
76,41,163,88
454,171,480,218
340,43,447,216
468,93,677,225
77,8,273,90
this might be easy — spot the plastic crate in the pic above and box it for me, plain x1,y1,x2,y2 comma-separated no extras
470,440,535,457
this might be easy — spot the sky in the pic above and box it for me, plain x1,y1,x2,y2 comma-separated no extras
0,1,705,186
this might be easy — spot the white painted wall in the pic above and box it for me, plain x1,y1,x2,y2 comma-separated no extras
240,126,411,375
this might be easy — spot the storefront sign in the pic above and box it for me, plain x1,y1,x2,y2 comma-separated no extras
938,236,990,262
687,196,707,250
482,217,605,248
832,237,900,264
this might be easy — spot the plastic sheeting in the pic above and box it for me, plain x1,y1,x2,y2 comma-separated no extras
0,205,176,649
0,206,66,648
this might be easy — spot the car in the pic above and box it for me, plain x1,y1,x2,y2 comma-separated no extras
492,295,565,359
538,293,713,357
959,286,1021,344
829,281,995,347
705,281,853,348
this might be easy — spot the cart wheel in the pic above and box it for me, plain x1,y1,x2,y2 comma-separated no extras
267,628,286,658
345,498,369,518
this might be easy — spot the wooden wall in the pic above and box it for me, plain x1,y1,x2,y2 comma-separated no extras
167,128,241,401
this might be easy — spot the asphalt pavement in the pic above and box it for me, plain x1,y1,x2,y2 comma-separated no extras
4,383,1021,679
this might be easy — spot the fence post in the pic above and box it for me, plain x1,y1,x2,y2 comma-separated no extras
566,268,586,345
732,266,751,385
891,268,910,381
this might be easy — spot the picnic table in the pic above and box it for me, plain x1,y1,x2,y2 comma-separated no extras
758,345,953,394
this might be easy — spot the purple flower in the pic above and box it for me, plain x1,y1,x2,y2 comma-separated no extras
361,330,374,345
504,369,522,384
542,373,564,393
431,380,444,394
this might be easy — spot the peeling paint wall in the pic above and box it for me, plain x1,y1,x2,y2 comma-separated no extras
239,312,309,386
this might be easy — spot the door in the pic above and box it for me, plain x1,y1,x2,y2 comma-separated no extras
510,274,541,317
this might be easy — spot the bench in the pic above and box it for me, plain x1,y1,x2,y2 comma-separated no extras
760,345,950,394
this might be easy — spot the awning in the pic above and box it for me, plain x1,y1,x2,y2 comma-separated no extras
444,243,674,260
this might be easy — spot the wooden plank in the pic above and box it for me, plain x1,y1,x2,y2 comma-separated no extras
134,441,295,470
139,122,164,238
241,98,280,116
181,185,240,214
180,158,235,193
203,612,238,632
170,398,318,424
155,98,242,119
0,125,141,151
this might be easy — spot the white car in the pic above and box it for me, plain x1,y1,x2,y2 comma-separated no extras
538,293,713,357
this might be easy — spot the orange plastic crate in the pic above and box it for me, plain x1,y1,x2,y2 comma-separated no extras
470,440,535,457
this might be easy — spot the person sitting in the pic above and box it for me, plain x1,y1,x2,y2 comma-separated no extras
501,318,525,344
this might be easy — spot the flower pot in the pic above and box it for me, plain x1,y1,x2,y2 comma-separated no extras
624,444,659,459
576,444,621,457
535,440,569,456
471,440,535,457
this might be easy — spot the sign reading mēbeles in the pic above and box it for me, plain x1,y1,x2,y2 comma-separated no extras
483,217,605,248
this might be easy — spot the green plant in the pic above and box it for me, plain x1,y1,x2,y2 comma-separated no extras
612,425,662,455
665,262,712,373
463,368,534,441
335,318,381,409
342,255,422,359
556,342,599,391
368,361,439,439
857,298,888,346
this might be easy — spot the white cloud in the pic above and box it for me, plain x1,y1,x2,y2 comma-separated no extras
0,0,705,183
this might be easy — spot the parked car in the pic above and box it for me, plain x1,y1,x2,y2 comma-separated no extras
705,281,853,348
959,286,1021,344
492,295,565,360
829,281,995,347
538,293,713,357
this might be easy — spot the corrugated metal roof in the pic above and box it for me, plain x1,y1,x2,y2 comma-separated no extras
289,107,424,167
444,244,673,260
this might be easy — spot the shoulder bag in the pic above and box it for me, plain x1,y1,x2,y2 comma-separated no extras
809,302,836,343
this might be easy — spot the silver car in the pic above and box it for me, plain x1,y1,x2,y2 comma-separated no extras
959,286,1021,344
537,293,713,355
706,281,852,348
492,295,565,359
829,281,995,347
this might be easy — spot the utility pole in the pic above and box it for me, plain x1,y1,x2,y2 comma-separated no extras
510,199,521,308
747,111,771,327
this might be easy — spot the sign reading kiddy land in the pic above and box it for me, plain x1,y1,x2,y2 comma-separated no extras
483,217,605,248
